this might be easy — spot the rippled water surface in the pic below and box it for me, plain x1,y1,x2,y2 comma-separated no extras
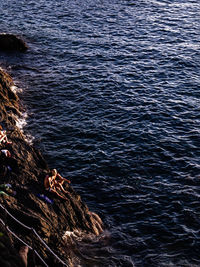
1,0,200,266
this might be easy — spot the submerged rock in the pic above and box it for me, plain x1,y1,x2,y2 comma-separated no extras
0,34,28,52
0,68,103,266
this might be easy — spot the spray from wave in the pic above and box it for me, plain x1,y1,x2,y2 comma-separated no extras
14,112,34,144
7,78,35,144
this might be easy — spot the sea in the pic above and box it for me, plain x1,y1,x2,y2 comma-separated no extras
0,0,200,266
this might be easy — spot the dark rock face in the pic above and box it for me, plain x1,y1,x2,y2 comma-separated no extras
0,68,103,266
0,34,28,52
0,225,25,267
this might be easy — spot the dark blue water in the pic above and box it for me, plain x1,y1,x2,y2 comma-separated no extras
1,0,200,266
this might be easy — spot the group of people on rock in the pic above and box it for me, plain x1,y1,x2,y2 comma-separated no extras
0,125,72,266
0,125,14,179
0,124,71,201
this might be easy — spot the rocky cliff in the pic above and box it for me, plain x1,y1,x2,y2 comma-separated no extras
0,67,103,266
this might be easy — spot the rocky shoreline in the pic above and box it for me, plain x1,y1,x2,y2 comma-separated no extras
0,57,103,265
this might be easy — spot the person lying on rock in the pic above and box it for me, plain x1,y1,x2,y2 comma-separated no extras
44,169,70,200
0,126,12,145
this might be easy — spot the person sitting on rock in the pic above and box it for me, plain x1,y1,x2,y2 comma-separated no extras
44,172,55,192
0,149,19,174
1,149,11,158
51,169,70,193
44,169,69,200
0,126,12,145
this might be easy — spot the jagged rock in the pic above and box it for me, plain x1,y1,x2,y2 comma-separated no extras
0,68,103,266
0,225,25,267
0,34,28,52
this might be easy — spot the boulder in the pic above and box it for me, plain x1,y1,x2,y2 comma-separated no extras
0,34,28,52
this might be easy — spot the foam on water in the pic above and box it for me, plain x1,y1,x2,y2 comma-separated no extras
15,112,27,130
13,111,34,144
62,229,117,267
10,85,23,93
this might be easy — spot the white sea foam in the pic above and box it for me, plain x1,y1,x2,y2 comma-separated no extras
0,68,22,92
10,85,23,93
6,75,34,144
14,112,34,144
15,112,27,129
62,229,85,241
62,228,110,267
63,231,75,237
63,228,109,243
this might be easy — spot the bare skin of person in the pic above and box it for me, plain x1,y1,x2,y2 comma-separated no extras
0,125,12,145
19,246,28,267
53,169,71,193
44,169,70,200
